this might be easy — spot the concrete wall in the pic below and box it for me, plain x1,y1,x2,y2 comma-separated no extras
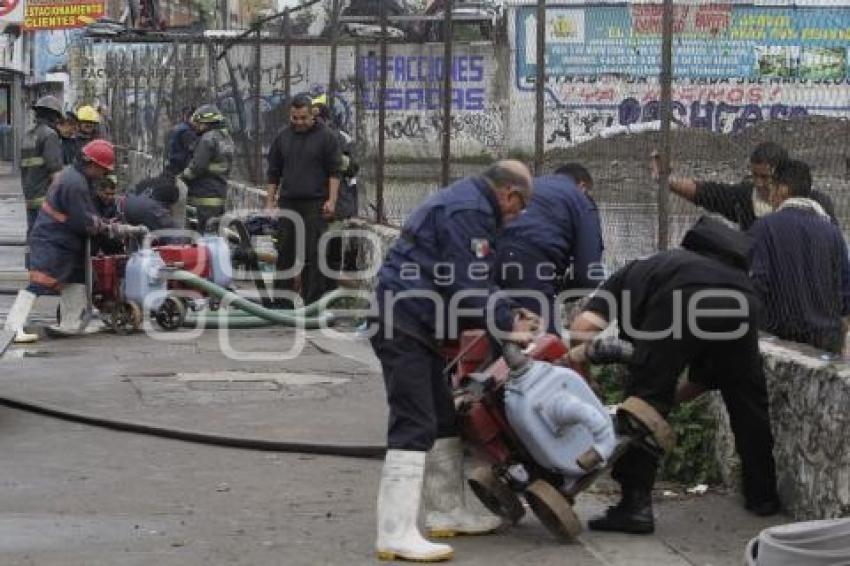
80,2,850,166
505,1,850,153
713,339,850,520
760,341,850,520
222,41,508,160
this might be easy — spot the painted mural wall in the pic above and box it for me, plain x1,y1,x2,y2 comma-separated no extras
509,1,850,150
218,41,505,160
66,1,850,161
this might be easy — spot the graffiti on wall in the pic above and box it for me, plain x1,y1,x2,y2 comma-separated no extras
381,102,504,150
541,78,818,143
357,50,498,155
219,45,501,158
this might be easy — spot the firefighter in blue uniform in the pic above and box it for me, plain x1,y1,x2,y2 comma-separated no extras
494,164,604,334
179,105,234,234
3,140,147,343
121,174,180,234
370,160,540,562
165,106,198,175
20,96,65,238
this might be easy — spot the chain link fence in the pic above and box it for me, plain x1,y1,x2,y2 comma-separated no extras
514,0,850,269
84,0,850,273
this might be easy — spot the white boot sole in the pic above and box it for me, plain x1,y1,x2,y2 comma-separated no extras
426,525,500,538
376,548,453,562
13,332,39,344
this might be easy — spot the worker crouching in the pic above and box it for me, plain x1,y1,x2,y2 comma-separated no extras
370,160,540,562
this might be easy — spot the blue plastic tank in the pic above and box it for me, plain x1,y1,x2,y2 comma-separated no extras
124,249,167,310
504,361,616,481
200,236,233,287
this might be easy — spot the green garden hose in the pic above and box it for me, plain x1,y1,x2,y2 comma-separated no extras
168,270,367,329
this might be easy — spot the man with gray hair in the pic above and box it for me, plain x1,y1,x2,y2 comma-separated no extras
369,160,540,562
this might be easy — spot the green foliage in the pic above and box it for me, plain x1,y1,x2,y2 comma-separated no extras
659,397,722,485
592,363,627,405
591,365,722,486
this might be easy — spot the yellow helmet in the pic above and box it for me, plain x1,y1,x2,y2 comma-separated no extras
76,105,101,124
312,93,327,107
191,104,225,124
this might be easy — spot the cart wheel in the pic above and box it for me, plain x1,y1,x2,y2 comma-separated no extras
618,397,675,455
110,301,142,334
468,467,525,525
155,296,186,331
524,479,583,542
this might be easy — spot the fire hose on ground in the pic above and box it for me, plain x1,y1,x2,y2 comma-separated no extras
166,270,364,329
0,394,386,459
0,277,385,456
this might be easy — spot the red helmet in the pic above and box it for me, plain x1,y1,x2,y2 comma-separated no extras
81,139,115,171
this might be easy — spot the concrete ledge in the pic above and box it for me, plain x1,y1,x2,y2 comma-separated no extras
227,181,266,211
759,339,850,519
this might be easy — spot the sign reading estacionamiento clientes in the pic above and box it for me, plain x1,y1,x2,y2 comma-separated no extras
24,1,104,30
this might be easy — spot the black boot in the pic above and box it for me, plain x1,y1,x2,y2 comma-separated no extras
745,497,780,517
587,487,655,534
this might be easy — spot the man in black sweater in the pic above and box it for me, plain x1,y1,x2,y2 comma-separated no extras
571,217,780,535
658,141,837,229
266,94,342,306
750,159,850,353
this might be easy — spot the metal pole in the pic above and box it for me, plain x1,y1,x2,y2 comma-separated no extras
440,0,453,188
283,9,291,113
354,42,366,215
658,0,673,251
143,45,152,154
254,28,262,184
132,50,140,148
534,0,546,174
208,41,220,99
11,73,23,168
376,0,388,224
328,0,341,112
121,53,129,148
171,43,182,124
150,45,173,158
354,42,365,151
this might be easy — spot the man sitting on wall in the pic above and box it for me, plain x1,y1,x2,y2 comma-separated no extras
749,159,850,354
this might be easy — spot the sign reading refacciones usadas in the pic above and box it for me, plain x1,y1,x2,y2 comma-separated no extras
24,1,105,30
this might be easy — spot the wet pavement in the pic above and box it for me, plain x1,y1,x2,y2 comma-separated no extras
0,163,787,565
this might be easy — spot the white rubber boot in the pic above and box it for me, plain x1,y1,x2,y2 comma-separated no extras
49,284,103,336
423,438,503,537
3,290,39,343
376,450,453,562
